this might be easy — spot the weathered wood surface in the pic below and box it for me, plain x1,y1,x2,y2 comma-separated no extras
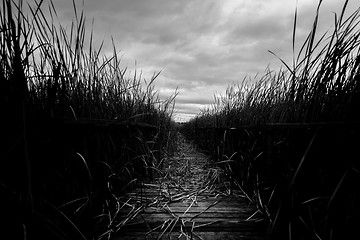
113,134,267,239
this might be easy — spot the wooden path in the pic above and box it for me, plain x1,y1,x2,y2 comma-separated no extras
113,134,267,239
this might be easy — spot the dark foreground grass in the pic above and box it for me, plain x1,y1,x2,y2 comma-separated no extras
0,0,177,239
181,1,360,239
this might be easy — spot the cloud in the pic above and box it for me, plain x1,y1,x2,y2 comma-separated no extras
44,0,360,122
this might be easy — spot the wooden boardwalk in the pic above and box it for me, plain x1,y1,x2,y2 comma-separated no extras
113,134,267,239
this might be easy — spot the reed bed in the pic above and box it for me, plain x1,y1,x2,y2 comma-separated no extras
0,0,177,239
181,1,360,239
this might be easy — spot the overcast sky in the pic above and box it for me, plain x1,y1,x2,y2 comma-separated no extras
45,0,359,122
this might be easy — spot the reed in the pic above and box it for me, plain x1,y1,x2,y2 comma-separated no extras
0,0,177,239
181,1,360,239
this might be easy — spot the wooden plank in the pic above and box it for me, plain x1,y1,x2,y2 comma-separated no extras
128,191,249,201
142,206,255,213
120,212,255,220
120,220,263,232
120,202,254,211
125,217,257,224
119,207,255,216
116,231,267,240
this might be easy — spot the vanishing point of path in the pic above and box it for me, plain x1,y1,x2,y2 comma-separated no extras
114,133,267,240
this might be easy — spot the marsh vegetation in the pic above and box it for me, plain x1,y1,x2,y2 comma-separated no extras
1,0,176,239
181,1,360,239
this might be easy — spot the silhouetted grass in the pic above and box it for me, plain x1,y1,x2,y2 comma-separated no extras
181,1,360,239
0,0,177,239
